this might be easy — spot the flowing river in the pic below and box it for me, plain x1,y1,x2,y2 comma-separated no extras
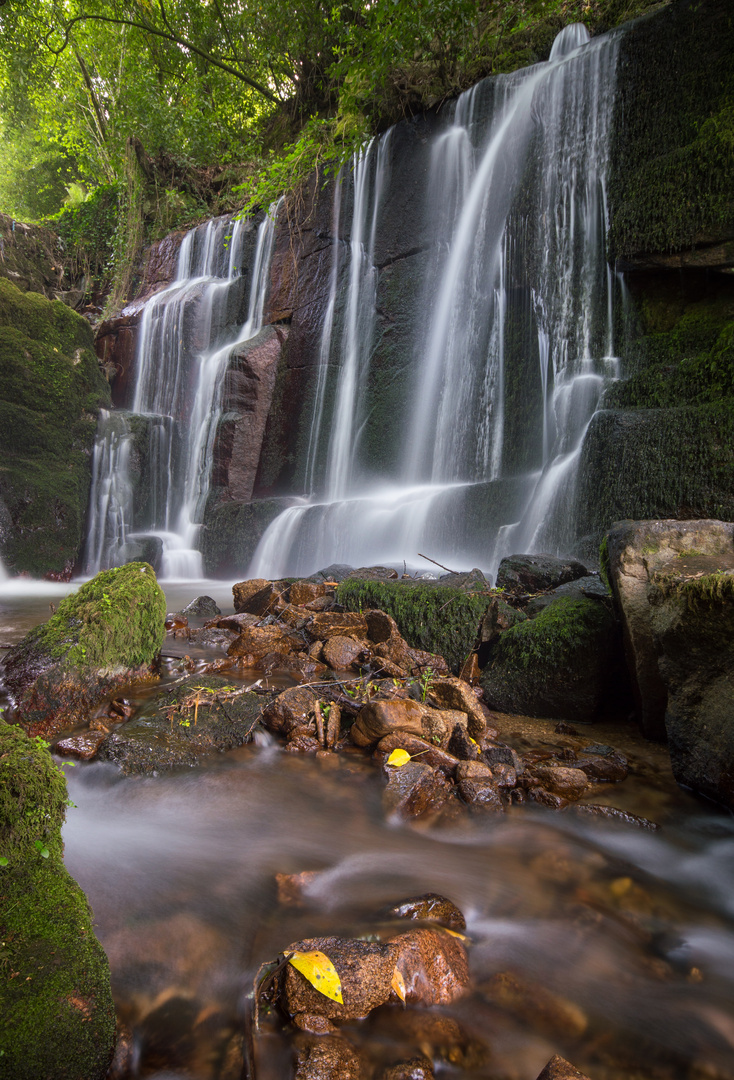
2,580,734,1079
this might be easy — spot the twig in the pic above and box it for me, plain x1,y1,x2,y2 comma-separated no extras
313,699,325,746
418,553,459,575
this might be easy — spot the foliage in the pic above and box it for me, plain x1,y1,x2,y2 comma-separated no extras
0,720,67,865
288,950,344,1003
47,182,119,289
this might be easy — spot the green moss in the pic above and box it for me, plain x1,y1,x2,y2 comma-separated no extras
0,720,115,1078
491,596,610,671
337,579,495,672
25,562,166,671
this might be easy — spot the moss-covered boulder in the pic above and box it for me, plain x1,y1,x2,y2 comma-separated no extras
96,674,265,775
0,720,116,1078
336,578,497,674
480,596,618,723
0,277,110,575
3,562,166,740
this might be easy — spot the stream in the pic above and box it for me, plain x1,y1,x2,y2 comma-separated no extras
3,580,734,1079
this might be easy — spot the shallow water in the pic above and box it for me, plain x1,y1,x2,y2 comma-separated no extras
4,580,734,1079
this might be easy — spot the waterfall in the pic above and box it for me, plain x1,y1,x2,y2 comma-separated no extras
84,205,279,578
250,23,622,579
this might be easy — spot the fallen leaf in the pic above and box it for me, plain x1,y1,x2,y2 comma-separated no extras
288,950,343,1003
386,748,411,767
442,927,470,942
391,966,406,1003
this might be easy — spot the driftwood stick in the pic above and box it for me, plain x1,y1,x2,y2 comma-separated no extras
418,552,459,575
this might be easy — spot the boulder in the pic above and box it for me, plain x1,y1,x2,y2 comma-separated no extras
227,623,301,660
3,562,166,739
428,677,487,738
496,553,589,594
261,686,319,735
535,1055,592,1080
322,635,367,669
307,611,370,641
180,595,221,618
457,777,504,813
390,928,470,1005
0,720,116,1078
531,766,589,801
232,579,287,615
480,596,618,724
280,936,399,1020
290,580,328,606
605,518,734,765
379,1058,435,1080
383,761,451,818
375,733,460,775
351,699,466,748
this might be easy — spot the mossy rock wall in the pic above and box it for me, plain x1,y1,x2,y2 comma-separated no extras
337,578,495,673
0,720,116,1078
201,497,290,576
0,277,110,575
609,0,734,263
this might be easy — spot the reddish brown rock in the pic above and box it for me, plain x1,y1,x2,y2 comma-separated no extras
235,580,288,616
294,1035,366,1079
575,751,629,782
535,1055,592,1080
280,936,399,1020
375,733,460,776
261,686,319,735
568,804,659,830
364,609,400,643
276,870,321,906
375,638,449,678
379,1057,435,1080
307,612,369,641
448,723,479,760
54,731,107,760
232,578,270,612
428,678,487,738
214,612,261,633
322,636,367,670
482,971,587,1039
457,777,504,813
351,699,428,746
390,928,469,1006
532,766,588,801
290,580,328,607
292,1013,337,1034
383,761,450,819
528,786,570,810
455,760,494,782
384,893,466,932
227,623,301,660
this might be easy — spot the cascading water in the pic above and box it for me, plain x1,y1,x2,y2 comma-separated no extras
250,23,622,579
85,206,278,578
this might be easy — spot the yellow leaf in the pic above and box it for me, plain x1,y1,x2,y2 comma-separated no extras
391,966,406,1003
386,748,411,767
442,927,470,942
288,950,344,1003
469,737,479,746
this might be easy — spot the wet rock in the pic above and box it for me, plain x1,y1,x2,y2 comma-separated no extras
290,580,328,606
293,1013,338,1034
285,732,322,754
375,732,459,774
528,786,570,810
439,567,489,591
280,936,399,1020
294,1034,366,1080
384,893,466,931
379,1056,435,1080
187,626,238,649
428,677,487,738
376,636,450,678
215,612,261,632
232,577,270,612
391,927,470,1005
307,611,370,641
482,971,588,1039
97,675,263,774
261,686,319,735
574,751,628,782
568,804,659,830
137,991,198,1070
364,608,400,643
276,870,321,906
478,596,528,645
456,760,494,782
490,762,517,787
448,723,479,760
351,698,428,746
481,744,523,774
346,566,399,581
313,563,354,582
181,595,221,618
4,562,166,740
304,594,336,612
496,553,588,594
54,731,107,760
322,635,368,669
165,612,188,632
457,777,504,813
372,1010,488,1068
531,765,589,801
535,1054,592,1080
107,1021,134,1080
421,709,469,748
384,760,451,818
227,623,302,660
371,655,409,679
480,595,618,724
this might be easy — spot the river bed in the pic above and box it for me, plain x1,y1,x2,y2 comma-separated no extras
3,579,734,1079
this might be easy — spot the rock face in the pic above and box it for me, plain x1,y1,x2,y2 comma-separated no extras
607,518,734,806
0,213,64,298
3,562,166,739
496,553,589,594
480,596,618,723
0,719,116,1078
0,277,110,575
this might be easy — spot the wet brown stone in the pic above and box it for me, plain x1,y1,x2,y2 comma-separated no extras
428,678,487,738
227,623,301,660
390,927,470,1006
448,723,479,760
285,733,321,754
307,612,369,641
492,762,518,787
482,971,588,1039
232,578,270,612
455,760,494,782
371,656,409,679
280,936,399,1020
303,594,336,612
294,1035,366,1079
422,709,469,748
322,635,368,670
532,765,589,801
364,609,400,643
383,761,451,819
528,786,570,810
574,751,629,782
457,777,504,813
351,699,428,746
261,686,319,735
459,652,481,683
215,612,261,632
535,1054,592,1080
372,1011,488,1069
375,637,450,678
375,733,460,775
292,1012,337,1034
384,893,466,931
568,804,659,830
54,731,107,759
165,613,188,631
276,870,321,906
290,580,328,607
379,1057,435,1080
